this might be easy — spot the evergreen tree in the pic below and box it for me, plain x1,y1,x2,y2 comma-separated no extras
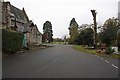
68,18,79,44
43,21,53,43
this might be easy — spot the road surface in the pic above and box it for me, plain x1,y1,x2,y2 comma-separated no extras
3,44,118,78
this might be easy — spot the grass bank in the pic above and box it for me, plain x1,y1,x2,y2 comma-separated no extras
73,45,120,59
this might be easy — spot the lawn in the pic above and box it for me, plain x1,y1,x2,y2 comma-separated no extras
73,45,120,59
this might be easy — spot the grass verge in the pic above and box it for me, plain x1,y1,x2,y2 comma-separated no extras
2,44,52,57
73,45,120,59
52,42,65,44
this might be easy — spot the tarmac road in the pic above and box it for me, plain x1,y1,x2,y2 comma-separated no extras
3,44,118,78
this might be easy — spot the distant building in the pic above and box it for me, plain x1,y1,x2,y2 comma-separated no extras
2,1,42,47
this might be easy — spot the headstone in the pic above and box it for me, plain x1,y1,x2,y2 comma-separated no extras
111,46,119,54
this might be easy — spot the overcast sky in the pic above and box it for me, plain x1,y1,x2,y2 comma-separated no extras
5,0,119,38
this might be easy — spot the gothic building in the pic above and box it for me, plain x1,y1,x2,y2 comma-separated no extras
2,1,42,47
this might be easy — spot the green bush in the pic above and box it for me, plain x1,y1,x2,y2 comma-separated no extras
105,47,114,54
2,29,24,53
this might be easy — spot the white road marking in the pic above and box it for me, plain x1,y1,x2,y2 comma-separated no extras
95,55,118,69
96,55,99,57
112,64,118,69
100,57,104,60
104,60,110,63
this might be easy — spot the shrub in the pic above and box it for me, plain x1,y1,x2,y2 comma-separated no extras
105,47,114,54
2,29,24,53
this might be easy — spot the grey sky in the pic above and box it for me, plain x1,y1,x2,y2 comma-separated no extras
6,0,119,38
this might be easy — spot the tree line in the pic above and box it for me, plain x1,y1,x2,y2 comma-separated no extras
68,17,120,50
41,17,120,51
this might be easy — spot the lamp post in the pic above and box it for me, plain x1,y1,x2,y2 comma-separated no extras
91,10,97,49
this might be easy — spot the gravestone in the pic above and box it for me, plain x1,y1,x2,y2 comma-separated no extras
111,46,119,54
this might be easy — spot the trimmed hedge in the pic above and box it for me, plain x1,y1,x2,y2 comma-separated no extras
2,29,24,53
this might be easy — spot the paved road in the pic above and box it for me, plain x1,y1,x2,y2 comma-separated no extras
3,44,118,78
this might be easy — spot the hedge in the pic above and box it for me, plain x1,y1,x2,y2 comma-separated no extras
2,29,24,53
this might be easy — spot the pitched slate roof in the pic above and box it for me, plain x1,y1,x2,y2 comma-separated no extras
23,22,34,32
22,8,29,22
34,24,42,35
10,4,28,23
